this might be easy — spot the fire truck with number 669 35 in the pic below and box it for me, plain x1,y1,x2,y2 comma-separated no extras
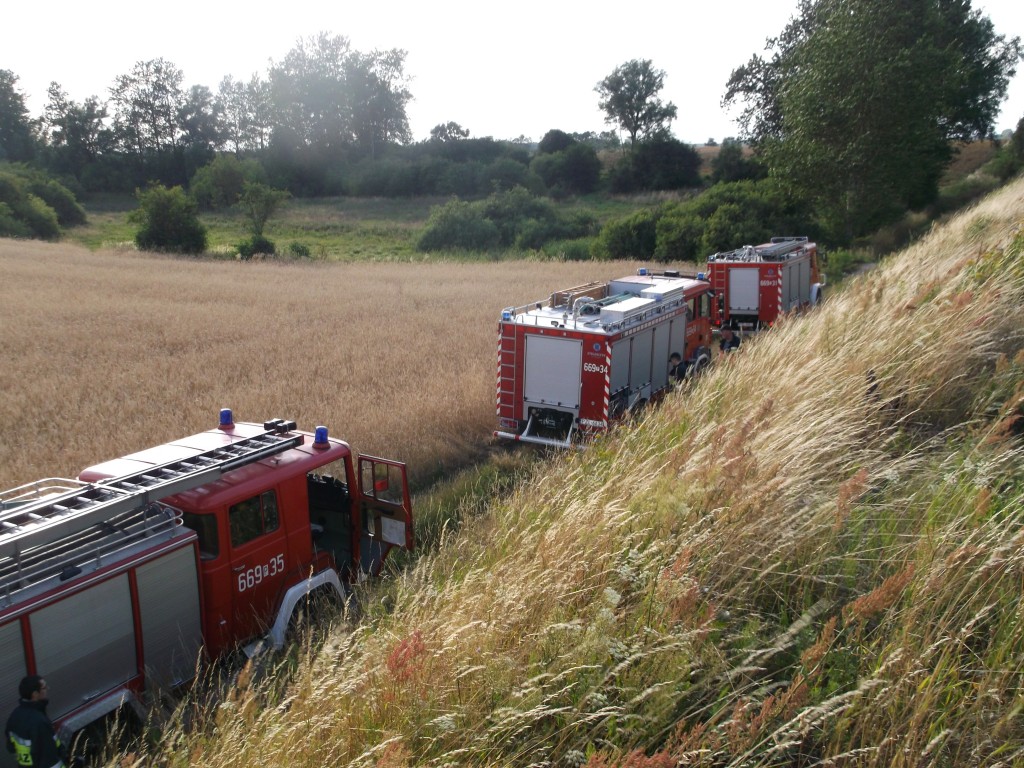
0,410,413,761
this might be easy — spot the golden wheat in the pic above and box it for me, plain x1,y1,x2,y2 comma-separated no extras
0,242,631,488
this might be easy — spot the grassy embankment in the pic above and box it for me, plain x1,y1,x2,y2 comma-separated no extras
117,175,1024,767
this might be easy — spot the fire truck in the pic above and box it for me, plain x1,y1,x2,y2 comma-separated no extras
495,270,715,447
0,410,413,760
705,236,824,328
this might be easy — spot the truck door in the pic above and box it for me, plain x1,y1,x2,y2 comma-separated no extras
357,456,413,575
227,489,289,642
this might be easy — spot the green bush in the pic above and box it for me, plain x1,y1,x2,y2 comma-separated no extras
416,199,500,252
540,238,594,261
0,170,66,238
129,184,208,254
190,155,267,210
237,235,276,260
594,208,660,259
655,211,705,262
27,177,86,226
0,201,30,237
287,241,311,258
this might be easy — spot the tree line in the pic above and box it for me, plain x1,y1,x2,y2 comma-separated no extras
1,1,1022,256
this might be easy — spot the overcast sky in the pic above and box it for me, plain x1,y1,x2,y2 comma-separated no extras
6,0,1023,144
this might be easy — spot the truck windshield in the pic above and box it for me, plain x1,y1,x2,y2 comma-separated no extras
182,512,220,560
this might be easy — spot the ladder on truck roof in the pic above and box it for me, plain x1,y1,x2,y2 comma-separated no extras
0,420,302,565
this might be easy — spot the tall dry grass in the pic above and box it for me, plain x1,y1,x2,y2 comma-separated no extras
0,243,624,488
116,177,1024,767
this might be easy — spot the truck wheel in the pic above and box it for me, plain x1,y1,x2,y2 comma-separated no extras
810,283,825,305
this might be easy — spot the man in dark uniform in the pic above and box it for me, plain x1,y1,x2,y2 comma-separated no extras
719,326,741,354
5,676,65,768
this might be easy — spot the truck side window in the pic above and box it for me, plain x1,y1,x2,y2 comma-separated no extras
699,294,710,317
229,490,280,548
182,512,219,560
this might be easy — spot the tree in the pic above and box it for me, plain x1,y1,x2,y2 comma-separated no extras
538,129,574,155
238,181,289,237
430,121,470,142
710,138,764,184
129,184,207,254
41,83,112,181
109,58,186,155
724,0,1021,240
346,49,413,157
595,60,677,145
0,70,37,162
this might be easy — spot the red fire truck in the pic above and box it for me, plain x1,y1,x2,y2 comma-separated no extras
495,270,715,447
0,411,412,757
705,236,824,328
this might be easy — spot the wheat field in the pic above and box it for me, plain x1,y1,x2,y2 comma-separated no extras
0,242,632,489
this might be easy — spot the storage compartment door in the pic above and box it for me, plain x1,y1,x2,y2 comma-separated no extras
136,545,204,688
729,268,760,313
524,335,582,409
630,329,654,388
651,322,670,390
30,574,137,719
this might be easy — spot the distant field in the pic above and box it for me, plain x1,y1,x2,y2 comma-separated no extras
68,194,656,260
0,239,638,489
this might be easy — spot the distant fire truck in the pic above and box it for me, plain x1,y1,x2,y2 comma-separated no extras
495,270,715,447
705,236,824,328
0,411,412,758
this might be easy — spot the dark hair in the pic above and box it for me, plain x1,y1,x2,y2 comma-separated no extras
18,675,44,700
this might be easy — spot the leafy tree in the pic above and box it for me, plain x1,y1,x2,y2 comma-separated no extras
710,138,764,184
129,184,207,254
109,58,186,155
538,129,575,155
238,181,289,237
41,83,113,183
531,143,601,196
190,155,267,210
607,137,700,192
268,33,412,156
595,60,677,145
346,49,413,157
178,85,223,150
430,122,470,142
0,70,37,162
217,75,273,153
724,0,1021,241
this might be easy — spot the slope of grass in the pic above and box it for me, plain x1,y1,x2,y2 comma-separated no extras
114,180,1024,766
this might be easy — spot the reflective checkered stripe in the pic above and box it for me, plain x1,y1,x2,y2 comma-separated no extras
603,345,612,420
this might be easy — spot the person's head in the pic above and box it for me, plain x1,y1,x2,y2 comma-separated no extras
669,352,681,365
722,327,734,338
18,675,47,702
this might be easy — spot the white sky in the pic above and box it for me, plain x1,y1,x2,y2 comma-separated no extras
5,0,1023,144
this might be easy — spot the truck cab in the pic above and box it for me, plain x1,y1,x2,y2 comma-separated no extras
78,414,413,658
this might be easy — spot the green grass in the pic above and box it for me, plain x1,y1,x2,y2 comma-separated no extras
67,194,658,262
